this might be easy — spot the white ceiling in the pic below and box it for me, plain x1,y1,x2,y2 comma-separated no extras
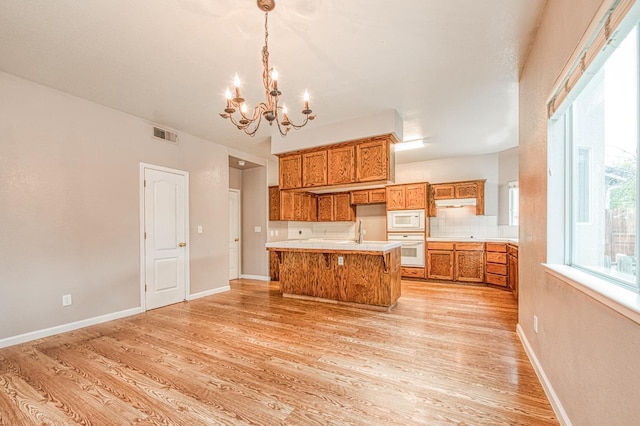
0,0,545,163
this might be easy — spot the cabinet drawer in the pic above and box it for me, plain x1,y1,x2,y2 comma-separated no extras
486,243,507,252
455,242,484,251
427,242,454,250
486,252,507,264
401,267,425,279
369,188,386,203
486,263,507,275
486,273,508,287
350,190,369,204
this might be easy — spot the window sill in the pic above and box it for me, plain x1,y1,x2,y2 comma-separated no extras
543,264,640,325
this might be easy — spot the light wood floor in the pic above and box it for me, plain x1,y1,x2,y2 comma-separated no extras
0,279,557,425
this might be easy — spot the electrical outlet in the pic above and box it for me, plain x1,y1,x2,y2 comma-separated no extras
533,315,539,333
338,256,344,265
62,294,72,307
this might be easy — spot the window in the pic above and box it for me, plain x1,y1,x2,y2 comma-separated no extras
508,181,519,226
551,24,639,290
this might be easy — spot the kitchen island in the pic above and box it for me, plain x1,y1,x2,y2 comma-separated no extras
266,240,401,311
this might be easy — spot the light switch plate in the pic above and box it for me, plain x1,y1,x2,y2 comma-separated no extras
254,226,261,233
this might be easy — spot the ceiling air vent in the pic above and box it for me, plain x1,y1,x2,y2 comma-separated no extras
153,126,178,144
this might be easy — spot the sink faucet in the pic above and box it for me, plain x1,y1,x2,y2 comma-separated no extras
357,220,363,244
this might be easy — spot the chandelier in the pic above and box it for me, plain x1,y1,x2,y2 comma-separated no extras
219,0,316,137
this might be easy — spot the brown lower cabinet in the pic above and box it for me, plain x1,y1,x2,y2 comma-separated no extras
508,243,518,299
485,243,508,287
401,267,426,279
426,242,455,280
427,242,484,283
453,243,485,283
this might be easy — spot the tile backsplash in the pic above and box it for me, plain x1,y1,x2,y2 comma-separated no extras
287,221,356,240
276,206,518,241
429,206,518,238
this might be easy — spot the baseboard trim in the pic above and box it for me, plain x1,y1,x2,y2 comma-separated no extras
517,323,571,426
240,274,270,281
0,307,143,349
189,286,230,300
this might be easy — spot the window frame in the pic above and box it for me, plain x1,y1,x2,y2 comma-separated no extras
542,6,640,312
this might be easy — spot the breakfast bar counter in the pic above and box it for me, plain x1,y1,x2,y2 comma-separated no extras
266,240,401,310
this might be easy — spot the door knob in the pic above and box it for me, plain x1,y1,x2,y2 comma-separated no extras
234,238,239,242
178,242,186,247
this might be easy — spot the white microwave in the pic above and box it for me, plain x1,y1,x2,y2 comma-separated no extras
387,209,425,232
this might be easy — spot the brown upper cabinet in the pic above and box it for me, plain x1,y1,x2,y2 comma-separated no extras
428,180,485,216
279,155,302,190
316,193,355,222
302,151,327,188
276,133,397,191
327,145,355,185
356,137,393,182
385,182,427,210
350,188,386,205
269,186,317,222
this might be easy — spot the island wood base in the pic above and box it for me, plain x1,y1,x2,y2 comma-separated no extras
269,247,401,310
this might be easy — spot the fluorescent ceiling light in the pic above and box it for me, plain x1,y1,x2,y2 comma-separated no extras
395,139,425,152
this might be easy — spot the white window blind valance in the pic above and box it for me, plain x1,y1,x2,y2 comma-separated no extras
547,0,638,117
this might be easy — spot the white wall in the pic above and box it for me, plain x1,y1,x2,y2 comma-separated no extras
241,167,269,278
0,72,230,342
395,153,500,216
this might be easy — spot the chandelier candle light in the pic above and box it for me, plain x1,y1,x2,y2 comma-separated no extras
220,0,316,137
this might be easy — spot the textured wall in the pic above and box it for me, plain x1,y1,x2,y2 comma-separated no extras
241,167,268,277
0,72,230,340
519,0,640,424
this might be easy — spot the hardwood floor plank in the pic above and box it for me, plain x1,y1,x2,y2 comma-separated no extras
0,279,557,425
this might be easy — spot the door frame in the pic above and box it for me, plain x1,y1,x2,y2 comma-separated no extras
139,162,190,311
229,188,241,280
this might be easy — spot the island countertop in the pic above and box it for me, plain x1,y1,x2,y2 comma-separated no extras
266,239,401,254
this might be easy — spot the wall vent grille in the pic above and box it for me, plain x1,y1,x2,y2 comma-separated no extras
153,127,178,144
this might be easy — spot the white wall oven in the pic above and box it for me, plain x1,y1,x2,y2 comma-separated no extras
387,209,425,232
387,233,425,267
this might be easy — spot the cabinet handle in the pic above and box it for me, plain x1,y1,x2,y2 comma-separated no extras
178,242,187,247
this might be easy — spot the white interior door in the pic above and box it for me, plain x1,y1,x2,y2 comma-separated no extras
144,167,188,310
229,189,240,280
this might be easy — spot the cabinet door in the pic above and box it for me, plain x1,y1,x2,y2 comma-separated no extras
279,155,302,189
268,186,280,221
356,138,389,182
455,182,478,198
293,193,304,221
269,251,280,281
302,151,327,188
427,250,454,280
317,195,334,221
351,190,369,205
405,183,426,209
333,193,355,221
386,186,405,210
280,191,296,220
455,250,484,282
300,193,317,222
368,188,386,203
432,184,455,199
327,146,355,185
